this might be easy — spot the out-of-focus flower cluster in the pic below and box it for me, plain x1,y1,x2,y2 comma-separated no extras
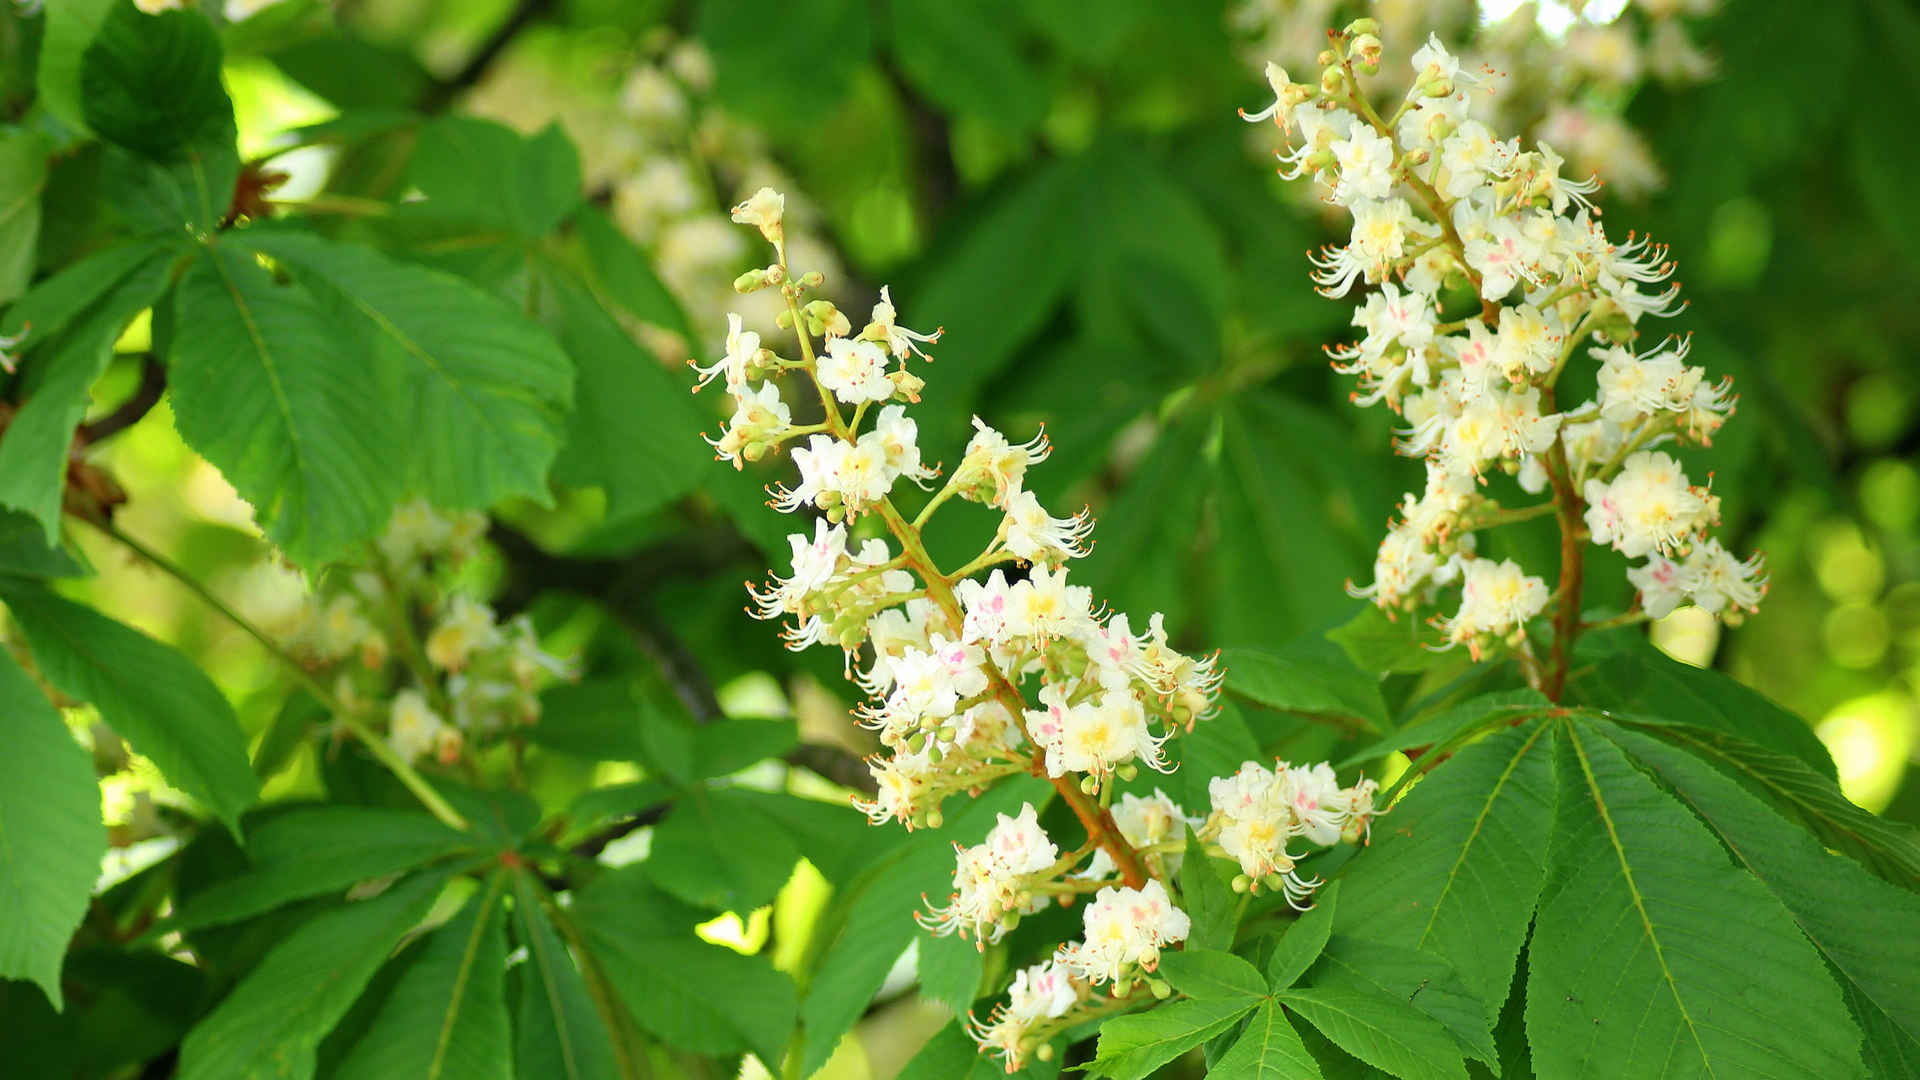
694,190,1384,1071
1232,0,1718,200
603,36,848,360
289,502,571,766
1246,22,1762,666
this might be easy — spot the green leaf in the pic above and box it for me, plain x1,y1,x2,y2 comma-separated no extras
174,806,474,931
1211,1000,1325,1080
539,268,708,520
646,787,801,912
1615,719,1920,890
243,228,573,514
0,129,48,303
0,508,84,578
570,864,796,1068
917,928,985,1013
169,242,404,565
798,777,1051,1075
0,247,174,541
1222,640,1387,732
1304,937,1497,1071
897,1019,1061,1079
1266,881,1338,991
407,117,583,240
34,0,117,135
101,138,242,237
80,4,232,160
1181,831,1238,954
0,578,257,834
1339,690,1550,770
509,874,620,1080
572,207,691,341
1169,698,1261,812
1525,720,1864,1079
332,876,510,1080
1088,995,1264,1080
1277,986,1468,1080
889,0,1046,134
1568,640,1835,779
699,0,872,133
176,871,448,1080
0,649,106,1010
1333,721,1553,1028
1328,606,1449,675
1599,722,1920,1072
1,240,163,345
1161,949,1269,1000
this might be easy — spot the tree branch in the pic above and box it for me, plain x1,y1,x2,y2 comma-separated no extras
77,354,164,445
416,0,555,112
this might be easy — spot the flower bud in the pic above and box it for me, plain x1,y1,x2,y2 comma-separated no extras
798,270,825,289
775,308,794,330
889,369,926,403
733,269,769,294
1149,976,1172,999
1351,33,1382,71
1319,66,1347,95
765,263,788,286
1345,16,1380,35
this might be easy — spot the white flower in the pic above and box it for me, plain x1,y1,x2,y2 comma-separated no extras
691,312,760,393
1239,62,1304,126
1331,125,1396,204
918,803,1058,943
426,595,501,673
869,286,943,360
706,382,791,467
967,960,1084,1070
955,418,1050,508
389,689,452,764
729,186,785,246
1583,450,1713,559
1056,880,1190,985
1679,538,1765,616
1032,689,1168,780
1003,565,1095,642
818,336,893,404
1003,490,1093,563
1628,553,1688,619
1439,558,1548,651
1082,789,1193,880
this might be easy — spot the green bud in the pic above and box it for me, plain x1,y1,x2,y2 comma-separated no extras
1036,1044,1055,1063
1319,66,1347,95
775,308,794,330
926,810,944,829
743,441,768,462
1351,33,1382,71
1232,874,1251,893
1149,977,1173,1000
765,263,787,285
1345,17,1380,35
733,269,768,293
1116,763,1139,782
798,270,825,289
1080,774,1100,796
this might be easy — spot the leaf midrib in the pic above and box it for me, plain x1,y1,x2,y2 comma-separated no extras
428,873,504,1078
1565,721,1718,1078
1415,718,1548,949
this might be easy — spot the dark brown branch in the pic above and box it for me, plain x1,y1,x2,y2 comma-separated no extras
78,354,164,445
416,0,555,112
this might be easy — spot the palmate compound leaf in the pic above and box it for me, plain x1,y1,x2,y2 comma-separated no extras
169,242,404,566
331,873,511,1080
1159,949,1269,1000
241,227,574,517
1265,880,1339,991
1333,719,1554,1030
1596,722,1920,1073
0,648,107,1010
1087,995,1267,1080
1301,936,1499,1071
0,578,256,836
508,874,621,1080
1525,718,1865,1080
176,870,449,1080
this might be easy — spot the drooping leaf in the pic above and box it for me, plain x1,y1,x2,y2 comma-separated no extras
569,863,796,1069
79,3,231,160
1266,881,1338,991
1600,722,1920,1072
0,578,257,835
242,228,574,514
174,806,475,931
0,246,174,541
169,242,403,565
1567,640,1835,778
1087,995,1265,1080
1525,720,1864,1079
1277,986,1468,1080
0,649,106,1010
1615,718,1920,890
175,871,448,1080
538,269,708,521
1222,639,1387,732
1211,1000,1325,1080
509,874,621,1080
1334,720,1553,1027
0,508,84,579
1161,949,1269,1001
331,876,511,1080
0,129,49,303
1304,937,1497,1070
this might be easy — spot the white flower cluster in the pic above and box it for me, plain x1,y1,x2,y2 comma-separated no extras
1205,761,1379,907
291,502,572,765
1251,25,1763,661
1232,0,1718,200
698,192,1381,1072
